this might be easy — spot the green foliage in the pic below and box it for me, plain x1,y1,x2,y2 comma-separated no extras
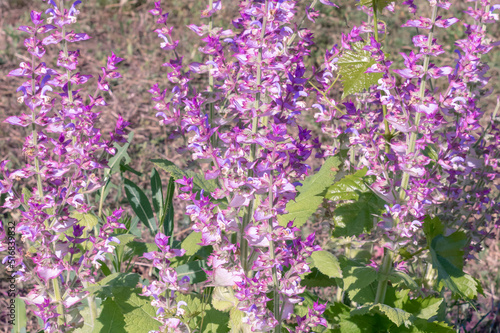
123,178,157,236
107,131,134,176
161,176,175,239
175,260,208,284
423,216,479,299
70,211,99,231
11,297,27,333
310,250,343,278
182,231,203,256
211,287,238,312
357,0,395,12
351,303,412,328
94,287,161,333
338,42,383,99
300,267,338,288
326,168,385,237
150,168,163,219
343,266,377,303
84,273,141,298
151,159,219,194
278,156,341,227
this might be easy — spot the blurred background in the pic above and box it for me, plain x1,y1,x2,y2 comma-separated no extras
1,0,499,331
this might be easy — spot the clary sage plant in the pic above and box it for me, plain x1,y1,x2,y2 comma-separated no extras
1,0,499,332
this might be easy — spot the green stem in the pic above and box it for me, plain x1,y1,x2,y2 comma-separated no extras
241,0,269,275
374,4,439,305
267,172,281,332
82,281,97,327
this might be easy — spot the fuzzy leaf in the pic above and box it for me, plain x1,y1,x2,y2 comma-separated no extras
93,298,126,333
12,297,27,333
351,303,412,328
84,273,140,298
310,250,342,278
338,42,383,98
212,287,238,312
124,178,157,236
343,266,377,303
111,287,161,332
278,156,341,227
175,260,208,284
325,168,369,201
107,131,133,176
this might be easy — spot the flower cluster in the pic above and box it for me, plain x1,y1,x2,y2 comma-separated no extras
313,0,499,262
147,0,337,330
1,1,127,331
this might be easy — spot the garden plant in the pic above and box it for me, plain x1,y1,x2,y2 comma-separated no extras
1,0,500,332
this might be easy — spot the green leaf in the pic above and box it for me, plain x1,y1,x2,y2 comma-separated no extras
181,231,202,257
176,260,208,284
325,168,369,201
98,260,112,276
111,287,162,332
70,212,99,230
333,191,385,237
123,178,157,236
212,287,238,312
72,300,103,333
300,267,338,288
161,177,175,239
107,131,134,176
229,308,245,332
151,159,218,194
11,297,27,333
351,303,412,328
126,241,158,258
423,217,479,299
343,266,377,303
389,271,419,290
202,308,231,333
310,250,342,278
150,168,164,219
357,0,395,12
278,156,342,227
338,42,383,99
403,297,443,320
84,273,140,298
93,298,126,333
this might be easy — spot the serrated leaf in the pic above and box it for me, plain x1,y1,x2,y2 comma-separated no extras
339,42,383,98
278,156,342,227
111,287,161,332
181,231,202,256
212,287,238,312
150,168,163,218
404,297,443,320
310,250,342,278
333,191,385,237
229,307,245,331
151,159,218,194
423,217,479,299
351,303,412,328
124,178,157,236
71,212,99,230
12,297,27,333
325,168,369,201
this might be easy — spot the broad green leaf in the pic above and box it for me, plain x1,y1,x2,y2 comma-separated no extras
97,260,112,276
338,42,383,99
389,271,419,290
111,287,162,332
181,231,202,256
202,308,231,333
300,267,338,288
391,319,454,333
93,298,126,333
123,178,157,236
71,212,98,230
310,250,342,278
151,159,218,194
325,168,369,201
176,260,208,284
403,297,443,320
150,168,164,218
107,131,134,176
343,266,377,303
229,308,246,332
72,302,103,333
212,287,238,312
11,297,27,333
84,273,140,298
278,156,342,227
423,217,479,299
351,303,412,328
21,187,32,204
